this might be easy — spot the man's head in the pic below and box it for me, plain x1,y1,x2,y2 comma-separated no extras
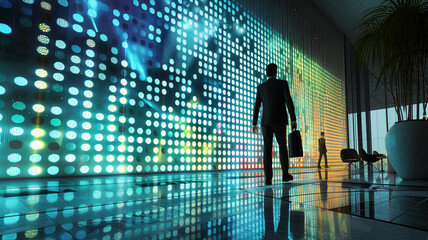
266,63,277,78
321,132,325,137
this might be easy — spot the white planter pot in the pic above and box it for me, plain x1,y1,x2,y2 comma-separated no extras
386,120,428,180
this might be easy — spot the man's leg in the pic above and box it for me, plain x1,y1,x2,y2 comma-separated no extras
264,189,274,233
318,153,322,168
272,125,292,180
262,126,274,184
324,153,328,167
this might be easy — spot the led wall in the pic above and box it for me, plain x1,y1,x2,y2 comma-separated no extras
0,0,347,177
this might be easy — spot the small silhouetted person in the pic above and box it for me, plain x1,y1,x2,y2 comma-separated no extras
253,63,297,185
317,132,328,168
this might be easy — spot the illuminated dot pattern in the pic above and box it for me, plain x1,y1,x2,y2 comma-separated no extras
0,0,346,177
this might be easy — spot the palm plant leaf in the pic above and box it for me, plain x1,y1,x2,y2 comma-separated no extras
355,0,428,121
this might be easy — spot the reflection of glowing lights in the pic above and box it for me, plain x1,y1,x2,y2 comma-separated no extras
26,213,40,221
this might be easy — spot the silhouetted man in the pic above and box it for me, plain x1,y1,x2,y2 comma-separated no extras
253,63,297,185
317,132,328,168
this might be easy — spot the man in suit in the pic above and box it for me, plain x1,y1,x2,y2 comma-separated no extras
252,63,297,185
317,132,328,168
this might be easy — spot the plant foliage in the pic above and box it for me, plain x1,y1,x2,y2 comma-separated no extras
356,0,428,121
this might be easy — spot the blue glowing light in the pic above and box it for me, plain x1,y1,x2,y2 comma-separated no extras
73,13,84,23
72,24,83,32
14,77,28,86
0,23,12,34
58,0,68,7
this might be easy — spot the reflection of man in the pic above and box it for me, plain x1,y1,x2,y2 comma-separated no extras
264,188,289,238
318,169,328,204
263,185,305,238
252,63,297,185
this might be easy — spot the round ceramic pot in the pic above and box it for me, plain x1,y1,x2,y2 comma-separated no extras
386,120,428,180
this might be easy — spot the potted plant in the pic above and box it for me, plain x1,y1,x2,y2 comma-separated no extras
355,0,428,179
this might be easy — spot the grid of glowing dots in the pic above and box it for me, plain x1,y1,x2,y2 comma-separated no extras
0,0,345,177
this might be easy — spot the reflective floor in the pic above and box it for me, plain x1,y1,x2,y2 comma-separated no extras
1,166,428,239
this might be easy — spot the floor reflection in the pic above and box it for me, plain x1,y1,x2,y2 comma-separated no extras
263,185,305,239
0,167,428,239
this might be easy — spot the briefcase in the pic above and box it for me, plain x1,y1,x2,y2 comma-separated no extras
288,130,303,158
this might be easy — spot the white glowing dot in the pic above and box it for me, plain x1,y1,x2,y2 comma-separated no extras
35,69,48,78
107,125,116,132
117,165,126,173
28,166,42,176
32,104,45,113
30,140,44,150
108,105,117,112
118,145,126,152
94,155,103,162
94,165,102,173
31,129,45,137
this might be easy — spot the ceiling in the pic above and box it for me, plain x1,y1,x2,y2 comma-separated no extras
311,0,395,112
311,0,384,44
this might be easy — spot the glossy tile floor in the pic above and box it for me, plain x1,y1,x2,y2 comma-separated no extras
1,166,428,239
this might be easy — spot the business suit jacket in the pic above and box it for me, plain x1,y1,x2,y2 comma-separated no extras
318,138,327,154
253,78,296,126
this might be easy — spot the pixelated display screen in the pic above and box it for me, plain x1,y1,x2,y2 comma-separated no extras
0,0,346,177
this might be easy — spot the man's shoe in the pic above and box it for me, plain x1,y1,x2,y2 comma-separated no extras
317,165,321,168
282,174,293,181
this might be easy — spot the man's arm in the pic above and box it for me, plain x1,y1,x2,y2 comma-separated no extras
252,87,261,133
284,81,297,129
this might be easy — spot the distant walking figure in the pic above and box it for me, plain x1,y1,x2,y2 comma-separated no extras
252,63,297,185
317,132,328,168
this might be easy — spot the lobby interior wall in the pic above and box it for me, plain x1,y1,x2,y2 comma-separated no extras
0,0,347,178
